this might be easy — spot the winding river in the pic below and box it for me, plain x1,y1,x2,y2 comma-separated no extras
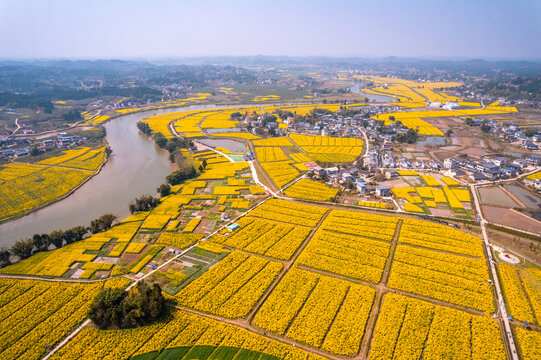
0,106,203,247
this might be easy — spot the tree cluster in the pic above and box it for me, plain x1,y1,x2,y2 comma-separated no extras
395,128,419,144
129,195,160,214
137,121,152,136
166,167,197,186
88,282,166,329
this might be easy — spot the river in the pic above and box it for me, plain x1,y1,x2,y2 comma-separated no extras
348,83,395,103
0,107,192,247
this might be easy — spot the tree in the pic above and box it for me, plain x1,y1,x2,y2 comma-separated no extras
32,234,48,252
202,159,207,169
137,121,152,136
157,184,171,197
0,249,11,267
30,146,42,156
129,195,160,214
11,238,35,260
446,129,453,137
88,287,126,329
480,120,491,133
166,167,197,186
49,230,65,249
153,133,167,148
465,117,474,126
89,214,117,234
88,282,166,329
395,128,419,144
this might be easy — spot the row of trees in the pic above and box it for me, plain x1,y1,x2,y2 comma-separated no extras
0,213,118,267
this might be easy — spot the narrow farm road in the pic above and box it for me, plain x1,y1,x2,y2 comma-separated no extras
470,183,520,360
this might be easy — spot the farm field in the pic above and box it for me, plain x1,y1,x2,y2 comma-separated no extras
283,178,338,201
2,186,540,359
390,173,473,218
0,146,107,221
2,99,540,360
0,277,131,360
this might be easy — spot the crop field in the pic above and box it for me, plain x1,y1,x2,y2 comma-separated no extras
211,132,261,139
391,177,472,216
200,111,239,128
259,160,300,187
254,266,375,354
50,309,325,360
297,210,397,283
176,251,282,318
0,277,130,360
370,293,505,360
388,243,494,313
3,98,540,360
255,146,290,162
0,146,107,220
142,112,185,137
253,136,294,147
211,216,311,260
2,194,539,359
283,178,338,201
249,198,327,227
498,264,541,325
516,327,541,360
289,134,364,163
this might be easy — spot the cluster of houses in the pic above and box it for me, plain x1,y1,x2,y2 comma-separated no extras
443,155,541,182
478,121,541,150
1,133,83,158
366,149,441,172
311,165,372,193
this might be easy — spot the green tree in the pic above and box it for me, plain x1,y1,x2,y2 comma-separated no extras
153,133,167,148
129,195,160,214
88,282,166,329
137,121,152,136
166,167,197,186
157,184,171,197
11,238,35,260
49,230,65,249
89,214,117,234
0,249,11,267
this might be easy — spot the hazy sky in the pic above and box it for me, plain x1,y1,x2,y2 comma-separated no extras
1,0,540,60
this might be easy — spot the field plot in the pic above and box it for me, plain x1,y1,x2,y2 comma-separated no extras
255,146,290,162
370,293,505,360
516,327,541,360
175,251,282,319
283,178,338,201
0,277,130,360
297,210,398,283
0,146,107,220
389,220,493,313
289,134,364,163
50,309,324,360
254,266,375,356
498,264,541,325
259,160,300,187
211,216,311,260
248,198,327,227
